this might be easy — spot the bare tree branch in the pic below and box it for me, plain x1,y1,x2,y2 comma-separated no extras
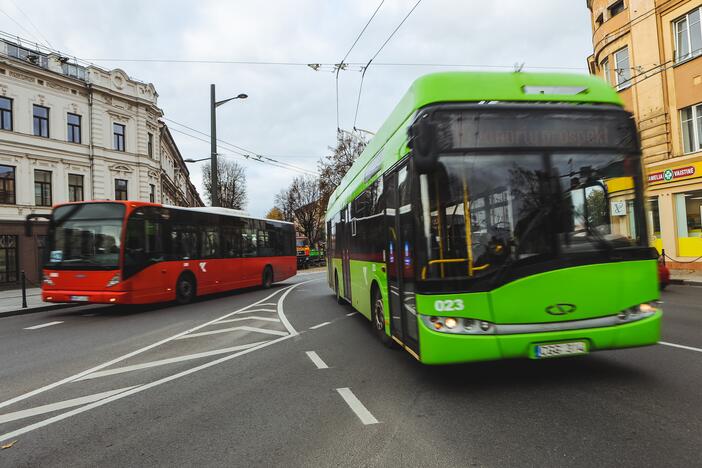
202,159,247,209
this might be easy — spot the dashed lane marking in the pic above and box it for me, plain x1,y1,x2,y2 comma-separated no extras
305,351,329,369
0,387,138,425
74,341,268,381
346,312,355,316
23,321,63,330
336,388,379,425
310,321,331,330
660,341,702,353
175,325,288,339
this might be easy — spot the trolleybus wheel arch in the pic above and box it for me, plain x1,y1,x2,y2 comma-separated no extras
175,272,196,305
262,265,274,289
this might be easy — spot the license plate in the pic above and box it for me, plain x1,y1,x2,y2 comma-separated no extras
70,295,89,302
534,341,588,359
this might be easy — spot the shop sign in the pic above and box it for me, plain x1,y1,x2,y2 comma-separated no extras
611,201,626,216
647,164,698,184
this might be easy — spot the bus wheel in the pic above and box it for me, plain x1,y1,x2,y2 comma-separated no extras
176,274,196,305
262,266,274,289
334,272,343,304
372,288,393,347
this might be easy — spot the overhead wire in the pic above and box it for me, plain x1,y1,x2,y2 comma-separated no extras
0,8,46,46
353,0,422,130
335,0,385,132
7,0,54,49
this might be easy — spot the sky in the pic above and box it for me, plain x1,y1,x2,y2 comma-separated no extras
0,0,595,216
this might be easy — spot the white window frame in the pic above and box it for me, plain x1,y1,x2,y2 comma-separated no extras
601,58,611,85
674,7,702,63
614,47,631,90
680,103,702,154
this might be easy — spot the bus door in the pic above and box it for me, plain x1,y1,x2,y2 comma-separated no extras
385,163,419,353
341,205,352,301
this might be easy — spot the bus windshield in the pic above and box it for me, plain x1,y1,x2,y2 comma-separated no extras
47,203,125,270
418,152,644,281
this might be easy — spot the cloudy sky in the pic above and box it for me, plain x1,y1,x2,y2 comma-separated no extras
0,0,595,216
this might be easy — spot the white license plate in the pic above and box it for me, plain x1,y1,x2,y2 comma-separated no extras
70,295,89,302
534,341,588,359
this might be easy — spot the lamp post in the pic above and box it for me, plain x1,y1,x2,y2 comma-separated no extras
210,84,247,207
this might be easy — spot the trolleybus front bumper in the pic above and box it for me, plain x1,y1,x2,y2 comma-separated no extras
417,310,662,365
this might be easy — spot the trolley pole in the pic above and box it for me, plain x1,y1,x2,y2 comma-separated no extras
210,84,219,207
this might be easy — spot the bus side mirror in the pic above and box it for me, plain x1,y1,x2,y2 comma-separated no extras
409,116,439,174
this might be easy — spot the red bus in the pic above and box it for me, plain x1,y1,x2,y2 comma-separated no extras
36,201,296,305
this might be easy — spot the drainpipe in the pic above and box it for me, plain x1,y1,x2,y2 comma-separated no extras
87,83,95,199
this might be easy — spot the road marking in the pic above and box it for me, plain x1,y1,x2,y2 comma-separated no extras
660,341,702,353
176,325,288,339
74,342,268,381
257,303,277,306
23,321,63,330
215,316,281,324
310,321,331,330
234,308,276,313
305,351,329,369
346,312,355,316
0,387,138,424
81,314,97,317
336,388,379,425
0,280,317,443
0,284,299,411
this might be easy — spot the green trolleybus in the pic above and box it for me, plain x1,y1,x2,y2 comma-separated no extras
325,72,662,364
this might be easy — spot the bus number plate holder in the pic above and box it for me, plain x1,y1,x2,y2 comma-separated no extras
533,341,588,359
70,295,89,302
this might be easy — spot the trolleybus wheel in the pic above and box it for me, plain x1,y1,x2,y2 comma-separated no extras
334,272,343,304
176,273,196,305
372,288,393,347
262,266,274,289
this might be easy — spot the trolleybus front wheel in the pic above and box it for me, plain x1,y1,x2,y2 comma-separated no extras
372,288,393,347
262,265,274,289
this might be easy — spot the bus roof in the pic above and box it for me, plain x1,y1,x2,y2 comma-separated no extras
327,71,622,216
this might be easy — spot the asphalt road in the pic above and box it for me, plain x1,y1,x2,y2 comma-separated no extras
0,272,700,467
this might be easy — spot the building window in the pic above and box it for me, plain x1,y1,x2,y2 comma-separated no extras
149,183,155,203
614,47,631,89
595,12,604,27
0,97,12,131
608,1,625,18
34,169,52,206
33,105,49,137
0,165,15,204
0,235,18,283
648,198,661,239
113,123,125,151
115,179,128,200
67,113,81,143
601,58,611,85
681,104,702,154
675,7,702,63
68,174,84,202
148,132,154,158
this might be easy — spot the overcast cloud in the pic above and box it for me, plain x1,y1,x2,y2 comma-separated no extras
0,0,594,216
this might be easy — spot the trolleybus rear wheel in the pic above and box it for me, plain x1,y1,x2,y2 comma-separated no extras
176,274,196,305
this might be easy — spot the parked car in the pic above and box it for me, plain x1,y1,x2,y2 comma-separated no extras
658,258,670,290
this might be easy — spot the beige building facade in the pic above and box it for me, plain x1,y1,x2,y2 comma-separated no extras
0,34,202,285
586,0,702,269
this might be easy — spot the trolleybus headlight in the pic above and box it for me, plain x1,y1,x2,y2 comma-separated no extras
106,274,120,287
480,321,491,332
421,315,494,335
445,317,458,329
618,303,658,323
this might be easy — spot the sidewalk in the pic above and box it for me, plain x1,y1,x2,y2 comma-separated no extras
0,287,76,317
670,269,702,286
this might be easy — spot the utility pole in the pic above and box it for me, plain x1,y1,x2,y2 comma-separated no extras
210,83,219,207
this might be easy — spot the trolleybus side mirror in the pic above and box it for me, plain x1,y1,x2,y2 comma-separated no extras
409,116,439,173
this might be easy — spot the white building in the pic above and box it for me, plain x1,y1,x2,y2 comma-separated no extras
0,34,202,285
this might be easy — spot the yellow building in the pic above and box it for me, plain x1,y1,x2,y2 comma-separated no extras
586,0,702,269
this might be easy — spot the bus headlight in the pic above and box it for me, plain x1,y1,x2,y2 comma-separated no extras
106,273,120,287
422,315,494,335
618,303,658,323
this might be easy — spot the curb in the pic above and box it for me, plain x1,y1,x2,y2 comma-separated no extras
670,278,702,286
0,302,81,319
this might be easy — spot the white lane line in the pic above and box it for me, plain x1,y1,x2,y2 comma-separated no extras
233,308,276,313
176,325,288,339
276,285,301,336
215,316,281,324
23,321,63,330
0,284,296,411
336,388,379,425
346,312,355,316
0,386,138,425
310,321,331,330
0,279,319,444
75,341,268,381
305,351,329,369
660,341,702,353
257,303,277,306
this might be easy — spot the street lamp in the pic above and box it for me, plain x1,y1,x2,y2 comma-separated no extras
184,157,210,163
210,84,247,207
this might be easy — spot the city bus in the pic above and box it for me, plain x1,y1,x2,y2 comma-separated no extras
35,201,296,305
326,71,662,364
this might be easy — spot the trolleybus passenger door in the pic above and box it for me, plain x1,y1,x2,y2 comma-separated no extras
342,205,352,302
385,163,419,354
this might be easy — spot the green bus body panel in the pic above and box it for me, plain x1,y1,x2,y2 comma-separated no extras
418,311,661,365
415,260,658,324
326,72,622,218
